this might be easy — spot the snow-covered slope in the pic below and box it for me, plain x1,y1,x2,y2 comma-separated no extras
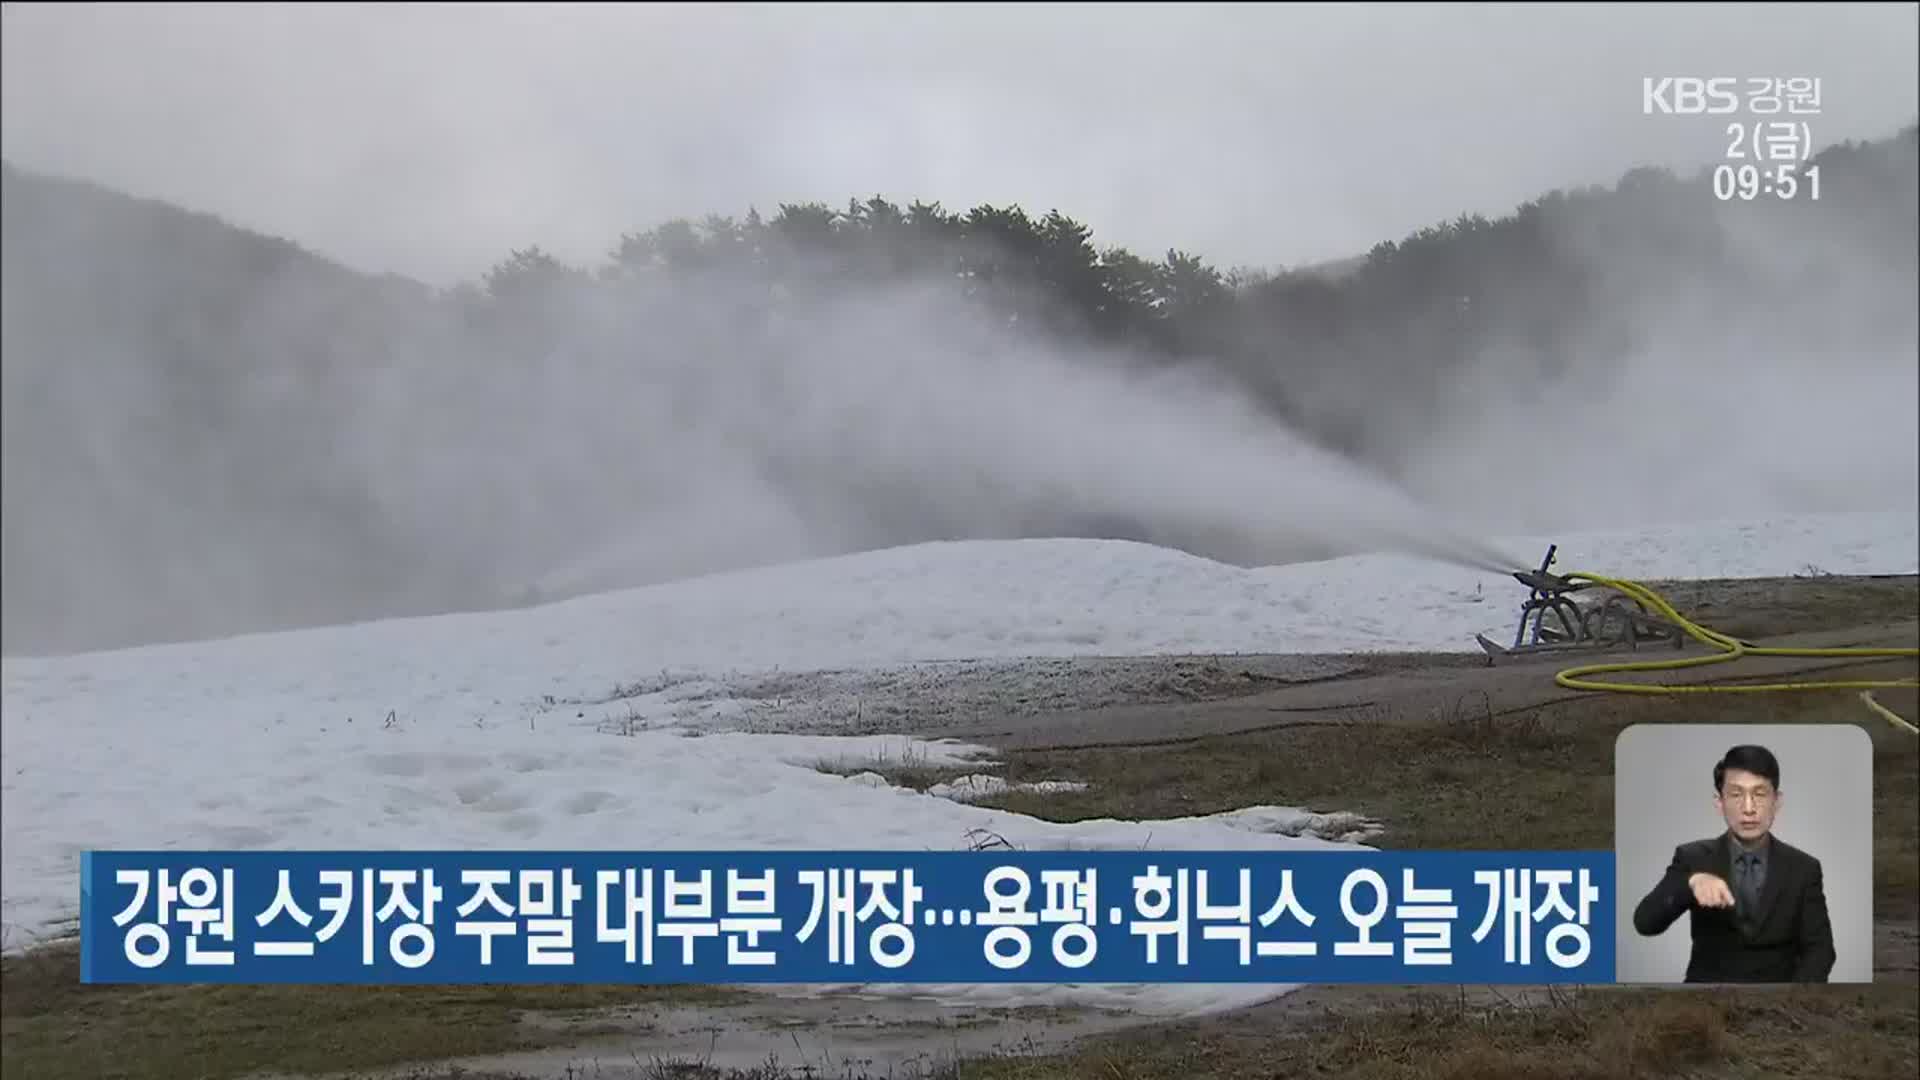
2,509,1914,1015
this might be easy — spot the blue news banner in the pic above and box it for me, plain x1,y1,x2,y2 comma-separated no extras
80,850,1615,985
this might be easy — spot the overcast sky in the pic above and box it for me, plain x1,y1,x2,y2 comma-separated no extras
4,2,1916,287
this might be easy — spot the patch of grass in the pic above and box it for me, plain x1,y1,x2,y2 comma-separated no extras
961,984,1917,1080
1635,574,1918,642
0,940,749,1080
1865,695,1920,917
974,671,1919,915
977,692,1592,848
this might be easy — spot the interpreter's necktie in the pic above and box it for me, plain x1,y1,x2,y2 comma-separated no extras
1735,852,1762,915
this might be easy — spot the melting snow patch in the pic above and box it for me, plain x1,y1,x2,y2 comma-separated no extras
925,774,1091,802
1202,805,1386,845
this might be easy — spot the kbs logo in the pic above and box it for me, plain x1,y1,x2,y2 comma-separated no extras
1642,77,1740,115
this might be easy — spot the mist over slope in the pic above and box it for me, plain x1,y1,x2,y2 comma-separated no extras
3,128,1916,656
1,165,489,652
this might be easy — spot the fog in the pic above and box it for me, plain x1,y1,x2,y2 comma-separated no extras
440,274,1533,607
1369,175,1920,534
2,5,1916,656
370,184,1917,615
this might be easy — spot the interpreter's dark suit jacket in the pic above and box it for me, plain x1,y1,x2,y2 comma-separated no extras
1631,832,1835,983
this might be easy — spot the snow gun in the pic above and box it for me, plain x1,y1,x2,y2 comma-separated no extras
1475,545,1919,730
1475,544,1684,661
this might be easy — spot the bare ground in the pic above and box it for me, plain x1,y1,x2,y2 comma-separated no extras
3,573,1915,1080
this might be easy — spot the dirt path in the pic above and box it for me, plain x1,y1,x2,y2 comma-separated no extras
935,618,1919,751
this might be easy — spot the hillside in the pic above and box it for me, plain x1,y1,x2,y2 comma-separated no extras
1,163,475,653
2,126,1915,655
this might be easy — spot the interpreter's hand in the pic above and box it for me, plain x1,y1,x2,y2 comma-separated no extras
1689,872,1735,909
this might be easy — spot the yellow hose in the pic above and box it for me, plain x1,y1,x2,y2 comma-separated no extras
1547,573,1919,703
1861,690,1920,735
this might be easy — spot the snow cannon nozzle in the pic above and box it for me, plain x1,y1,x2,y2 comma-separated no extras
1512,543,1571,594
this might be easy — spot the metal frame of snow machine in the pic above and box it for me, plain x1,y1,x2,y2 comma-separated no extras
1475,544,1687,664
